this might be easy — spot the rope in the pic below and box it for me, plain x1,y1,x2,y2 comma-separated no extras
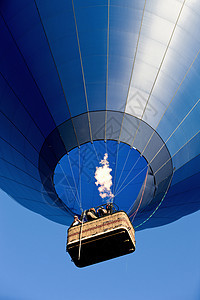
155,129,200,176
67,153,82,210
78,219,84,260
33,0,80,148
105,0,110,142
117,0,147,143
115,164,148,197
115,153,142,195
78,147,82,212
115,94,200,197
114,148,131,193
149,98,200,166
112,0,147,197
72,0,93,143
141,49,200,157
92,142,100,162
129,168,148,222
113,142,120,196
105,140,108,154
113,0,189,195
131,0,187,148
135,173,174,229
58,163,81,208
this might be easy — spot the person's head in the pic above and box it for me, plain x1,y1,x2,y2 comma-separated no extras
74,215,78,220
90,208,95,212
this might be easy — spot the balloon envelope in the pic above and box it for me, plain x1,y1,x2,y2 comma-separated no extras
0,0,200,230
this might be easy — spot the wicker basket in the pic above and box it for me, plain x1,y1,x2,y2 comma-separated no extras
67,211,135,267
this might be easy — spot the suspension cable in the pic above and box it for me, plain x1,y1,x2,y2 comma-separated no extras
113,142,120,196
130,0,187,148
58,162,81,209
141,49,200,157
78,147,83,212
134,172,174,229
114,0,147,192
114,148,131,193
115,96,200,197
105,0,110,142
114,0,189,194
92,142,100,162
67,153,82,210
115,153,142,195
72,0,93,143
130,168,148,223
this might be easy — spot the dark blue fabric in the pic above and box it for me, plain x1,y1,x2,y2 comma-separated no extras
0,0,200,229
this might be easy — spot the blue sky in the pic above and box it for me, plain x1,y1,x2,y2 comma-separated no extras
0,188,199,300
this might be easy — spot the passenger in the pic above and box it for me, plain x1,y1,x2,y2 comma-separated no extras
97,206,107,217
72,215,82,226
86,208,98,221
106,203,112,214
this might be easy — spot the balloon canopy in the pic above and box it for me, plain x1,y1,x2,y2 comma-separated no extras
0,0,200,230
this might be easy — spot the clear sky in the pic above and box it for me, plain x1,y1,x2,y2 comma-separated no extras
0,188,199,300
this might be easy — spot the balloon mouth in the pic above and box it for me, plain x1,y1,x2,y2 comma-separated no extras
39,110,173,216
53,140,149,215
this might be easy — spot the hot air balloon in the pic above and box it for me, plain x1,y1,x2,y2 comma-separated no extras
1,0,200,264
